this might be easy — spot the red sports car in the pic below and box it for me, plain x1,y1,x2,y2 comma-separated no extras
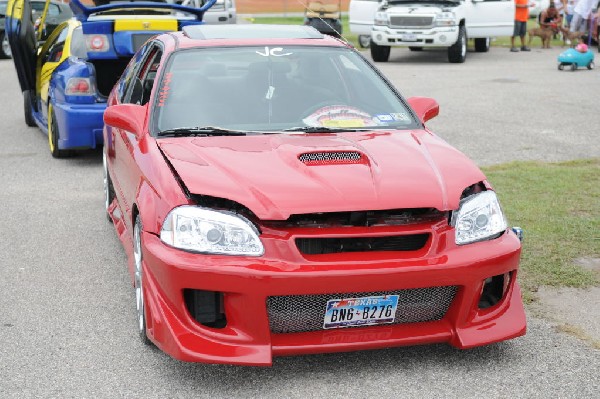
103,24,526,366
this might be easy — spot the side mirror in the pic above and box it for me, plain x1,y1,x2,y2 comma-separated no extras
104,103,147,138
407,97,439,123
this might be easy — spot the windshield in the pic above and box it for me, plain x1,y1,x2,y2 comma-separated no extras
154,46,417,133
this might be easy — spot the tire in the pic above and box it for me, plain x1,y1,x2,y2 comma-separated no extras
23,90,36,127
558,63,564,70
358,35,371,48
370,41,390,62
134,214,152,346
103,151,115,221
48,103,73,158
0,32,12,59
474,37,490,53
409,46,423,51
448,25,467,63
587,61,595,70
570,63,577,71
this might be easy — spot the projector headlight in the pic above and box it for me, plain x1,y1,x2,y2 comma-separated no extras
452,191,507,245
160,206,264,256
374,12,389,26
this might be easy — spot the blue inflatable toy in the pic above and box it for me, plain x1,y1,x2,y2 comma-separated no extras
557,48,595,71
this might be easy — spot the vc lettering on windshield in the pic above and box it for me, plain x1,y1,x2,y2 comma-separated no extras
255,47,292,57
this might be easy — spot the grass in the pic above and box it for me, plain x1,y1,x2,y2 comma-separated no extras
483,159,600,301
247,16,572,50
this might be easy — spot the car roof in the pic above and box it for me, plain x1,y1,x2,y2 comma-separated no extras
172,25,350,50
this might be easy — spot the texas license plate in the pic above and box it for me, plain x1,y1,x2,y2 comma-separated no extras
401,34,417,42
323,295,399,329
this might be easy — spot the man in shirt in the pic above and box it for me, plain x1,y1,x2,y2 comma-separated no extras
511,0,531,51
570,0,599,33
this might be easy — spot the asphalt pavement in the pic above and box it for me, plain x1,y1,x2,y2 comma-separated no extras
1,45,599,398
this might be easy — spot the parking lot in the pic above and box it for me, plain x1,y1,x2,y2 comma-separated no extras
0,45,599,398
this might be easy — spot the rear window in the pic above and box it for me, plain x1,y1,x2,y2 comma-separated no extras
154,46,417,133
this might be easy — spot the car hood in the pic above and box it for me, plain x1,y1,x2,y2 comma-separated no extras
157,130,485,220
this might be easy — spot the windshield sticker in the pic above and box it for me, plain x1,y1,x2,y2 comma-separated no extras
303,105,379,128
375,114,394,123
391,112,411,122
255,47,293,57
158,72,172,107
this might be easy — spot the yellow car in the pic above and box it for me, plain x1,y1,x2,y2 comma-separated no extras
5,0,215,157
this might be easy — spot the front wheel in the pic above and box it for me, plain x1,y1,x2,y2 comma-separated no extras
134,215,152,346
358,35,371,48
0,32,12,59
558,63,564,70
370,41,390,62
448,25,467,63
570,63,577,71
587,61,595,70
474,37,490,53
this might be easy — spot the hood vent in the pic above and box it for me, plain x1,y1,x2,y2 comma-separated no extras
298,151,363,165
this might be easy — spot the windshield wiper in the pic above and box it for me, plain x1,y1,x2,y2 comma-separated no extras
282,126,369,133
157,126,249,137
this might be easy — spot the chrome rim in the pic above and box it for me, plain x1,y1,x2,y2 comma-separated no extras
461,33,467,58
103,152,109,212
2,35,11,58
133,219,145,334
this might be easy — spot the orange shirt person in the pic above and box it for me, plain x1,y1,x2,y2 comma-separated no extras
511,0,531,52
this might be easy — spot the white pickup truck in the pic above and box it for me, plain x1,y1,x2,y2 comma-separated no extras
349,0,515,63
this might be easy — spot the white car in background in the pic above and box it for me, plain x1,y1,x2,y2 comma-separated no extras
169,0,236,24
529,0,550,19
349,0,380,47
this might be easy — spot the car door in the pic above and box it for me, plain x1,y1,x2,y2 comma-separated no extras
111,43,163,230
349,0,382,36
466,0,515,38
4,0,38,94
36,23,69,120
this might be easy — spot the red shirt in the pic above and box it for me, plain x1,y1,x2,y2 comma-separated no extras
515,0,530,22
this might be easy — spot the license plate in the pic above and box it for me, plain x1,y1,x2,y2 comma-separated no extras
401,34,417,42
323,295,399,329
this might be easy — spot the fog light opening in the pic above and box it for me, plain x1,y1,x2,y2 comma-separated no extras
478,273,511,309
184,289,227,329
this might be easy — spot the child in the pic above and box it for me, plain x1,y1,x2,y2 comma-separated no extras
575,37,588,53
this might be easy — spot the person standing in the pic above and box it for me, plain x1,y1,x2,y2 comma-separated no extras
511,0,531,51
570,0,599,33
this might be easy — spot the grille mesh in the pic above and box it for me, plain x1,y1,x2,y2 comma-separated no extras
296,234,429,255
267,286,457,334
390,16,434,28
299,151,362,165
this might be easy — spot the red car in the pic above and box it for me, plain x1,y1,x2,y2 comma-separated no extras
103,24,526,366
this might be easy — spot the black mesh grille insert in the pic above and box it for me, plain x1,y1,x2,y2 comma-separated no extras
298,151,362,165
296,234,429,255
267,286,457,334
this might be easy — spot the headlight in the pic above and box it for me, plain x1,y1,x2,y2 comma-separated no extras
160,206,264,256
374,12,389,26
451,191,507,245
435,12,455,27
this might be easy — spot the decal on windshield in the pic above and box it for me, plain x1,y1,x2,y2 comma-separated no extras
303,106,380,128
255,47,293,57
158,72,172,107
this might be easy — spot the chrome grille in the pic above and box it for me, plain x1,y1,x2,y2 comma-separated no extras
267,286,457,334
299,151,362,165
389,16,434,28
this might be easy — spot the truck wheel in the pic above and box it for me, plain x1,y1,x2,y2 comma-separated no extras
23,90,36,127
474,37,490,52
370,41,390,62
409,47,423,51
358,35,371,48
448,25,467,63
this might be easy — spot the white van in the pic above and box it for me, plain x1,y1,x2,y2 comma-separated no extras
349,0,381,47
168,0,237,24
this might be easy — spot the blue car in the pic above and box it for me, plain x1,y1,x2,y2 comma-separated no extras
557,47,595,71
5,0,215,157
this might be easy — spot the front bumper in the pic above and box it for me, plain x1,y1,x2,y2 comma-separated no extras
371,25,459,48
53,100,106,150
136,225,526,366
